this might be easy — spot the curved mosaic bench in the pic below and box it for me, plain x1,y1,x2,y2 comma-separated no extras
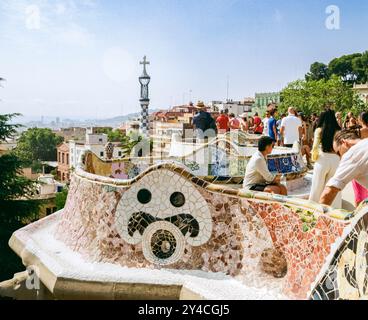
42,151,368,299
88,134,307,185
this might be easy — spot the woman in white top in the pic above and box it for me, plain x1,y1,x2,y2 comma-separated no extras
309,109,342,208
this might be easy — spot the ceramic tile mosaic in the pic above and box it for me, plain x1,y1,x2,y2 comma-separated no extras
50,148,368,299
310,213,368,300
53,151,368,300
94,137,307,182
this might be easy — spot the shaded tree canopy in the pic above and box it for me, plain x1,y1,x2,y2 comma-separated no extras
15,127,64,165
306,51,368,85
0,114,40,281
0,113,21,141
306,62,329,81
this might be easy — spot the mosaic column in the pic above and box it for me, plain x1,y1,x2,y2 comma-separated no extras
139,56,151,137
140,100,149,136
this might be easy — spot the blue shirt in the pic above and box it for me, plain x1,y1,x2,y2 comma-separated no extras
268,117,277,141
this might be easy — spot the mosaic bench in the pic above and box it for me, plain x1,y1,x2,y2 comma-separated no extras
86,136,308,185
30,151,366,299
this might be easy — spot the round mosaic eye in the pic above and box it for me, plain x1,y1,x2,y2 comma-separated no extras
170,192,185,208
151,229,177,259
137,188,152,204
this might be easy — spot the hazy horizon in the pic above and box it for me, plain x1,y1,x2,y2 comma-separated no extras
1,0,367,119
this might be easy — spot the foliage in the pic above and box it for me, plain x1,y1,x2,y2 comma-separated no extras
108,129,126,142
120,132,143,157
90,127,126,142
14,128,64,166
279,75,366,116
120,131,153,157
0,113,22,141
55,188,68,211
306,51,368,85
92,127,113,135
0,114,41,281
305,62,329,81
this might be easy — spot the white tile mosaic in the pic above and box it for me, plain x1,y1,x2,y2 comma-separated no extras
114,169,213,265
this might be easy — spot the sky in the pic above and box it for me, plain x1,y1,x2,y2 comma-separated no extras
0,0,367,121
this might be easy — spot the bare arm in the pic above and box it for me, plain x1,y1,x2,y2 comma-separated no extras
319,186,341,206
298,126,303,141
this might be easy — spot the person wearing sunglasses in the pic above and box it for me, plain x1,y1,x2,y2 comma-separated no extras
320,129,368,206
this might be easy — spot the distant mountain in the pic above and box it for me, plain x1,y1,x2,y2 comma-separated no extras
21,109,161,129
89,113,141,126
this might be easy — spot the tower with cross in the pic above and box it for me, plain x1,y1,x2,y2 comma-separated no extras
139,56,151,136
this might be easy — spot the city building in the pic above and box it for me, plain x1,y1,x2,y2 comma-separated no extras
69,128,125,169
254,92,281,115
353,83,368,104
36,174,64,218
209,99,253,116
57,142,70,182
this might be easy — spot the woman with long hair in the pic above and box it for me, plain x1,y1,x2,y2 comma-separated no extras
309,109,342,208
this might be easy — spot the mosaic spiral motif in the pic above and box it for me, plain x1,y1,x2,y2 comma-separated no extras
141,221,185,265
114,169,212,264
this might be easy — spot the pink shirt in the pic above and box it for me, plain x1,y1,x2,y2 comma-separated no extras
229,118,240,129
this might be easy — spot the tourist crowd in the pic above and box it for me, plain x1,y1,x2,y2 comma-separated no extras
192,101,368,209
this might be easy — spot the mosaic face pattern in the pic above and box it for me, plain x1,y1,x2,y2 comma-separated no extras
115,169,212,265
54,158,368,300
310,214,368,300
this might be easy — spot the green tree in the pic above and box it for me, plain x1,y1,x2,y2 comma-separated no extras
305,51,368,85
0,114,40,281
352,51,368,84
305,62,329,81
15,128,63,166
108,129,126,142
279,75,365,116
328,53,362,84
55,188,68,210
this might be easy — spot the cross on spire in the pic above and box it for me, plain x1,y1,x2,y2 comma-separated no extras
140,56,150,76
